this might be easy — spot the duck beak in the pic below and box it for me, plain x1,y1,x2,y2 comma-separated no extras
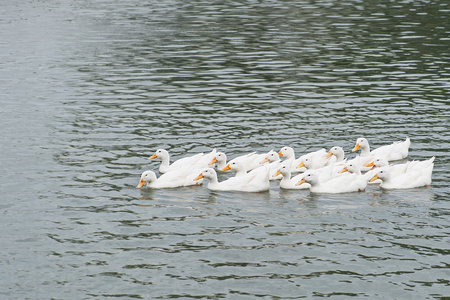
208,157,217,165
369,174,378,182
324,150,333,158
221,164,231,171
352,143,360,152
194,174,204,181
339,166,348,173
296,178,306,186
260,157,269,164
296,161,305,169
278,151,283,157
136,178,146,188
364,161,374,167
273,169,281,177
148,152,157,159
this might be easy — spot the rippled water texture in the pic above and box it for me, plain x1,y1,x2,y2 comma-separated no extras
1,0,449,298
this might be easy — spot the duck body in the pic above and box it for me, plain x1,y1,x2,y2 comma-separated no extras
195,167,270,192
231,152,269,171
368,156,435,180
149,148,216,174
297,172,367,193
369,157,434,189
301,156,346,182
293,148,329,173
209,151,263,172
352,137,410,161
137,169,203,189
302,148,329,170
405,156,435,172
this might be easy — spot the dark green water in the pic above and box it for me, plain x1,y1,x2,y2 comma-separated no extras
1,0,449,298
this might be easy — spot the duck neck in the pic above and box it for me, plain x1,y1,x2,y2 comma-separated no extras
285,151,294,160
234,168,247,177
217,160,227,170
206,175,220,188
158,154,171,173
363,170,375,181
280,171,291,184
353,170,362,176
360,144,371,157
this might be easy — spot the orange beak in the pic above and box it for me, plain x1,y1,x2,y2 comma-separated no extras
194,174,204,181
296,178,306,186
148,153,157,159
324,150,333,158
221,164,231,171
260,157,269,164
273,169,281,177
136,178,146,188
364,161,374,167
296,161,305,169
278,151,283,157
339,166,348,173
369,174,378,182
208,157,217,165
352,143,360,152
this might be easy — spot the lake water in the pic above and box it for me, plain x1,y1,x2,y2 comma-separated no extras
1,0,449,298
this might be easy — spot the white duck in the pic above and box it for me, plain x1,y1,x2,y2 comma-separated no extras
368,159,433,189
260,150,282,180
407,156,435,171
366,156,435,175
338,162,373,188
364,157,411,178
296,172,367,193
298,155,346,181
149,148,216,174
208,151,264,172
273,164,310,190
208,152,228,170
137,169,202,189
233,152,269,171
324,146,346,163
352,137,410,161
194,167,270,192
221,160,254,177
293,148,329,173
278,146,302,172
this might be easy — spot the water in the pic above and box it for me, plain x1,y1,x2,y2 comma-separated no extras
1,0,449,298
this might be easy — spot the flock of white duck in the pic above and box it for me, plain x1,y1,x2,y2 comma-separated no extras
137,137,434,194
